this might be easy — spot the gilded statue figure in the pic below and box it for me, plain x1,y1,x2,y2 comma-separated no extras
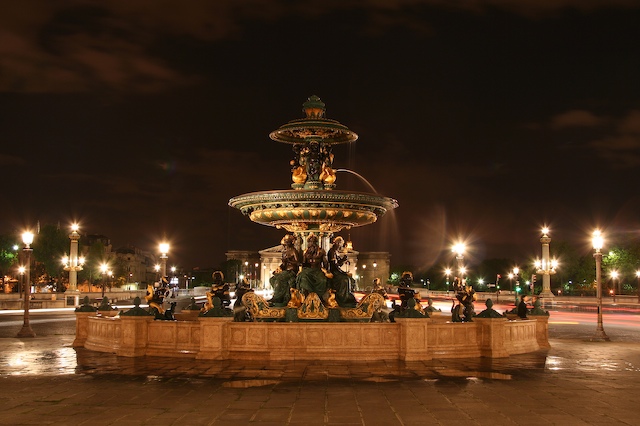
269,234,302,307
326,236,357,307
295,233,329,300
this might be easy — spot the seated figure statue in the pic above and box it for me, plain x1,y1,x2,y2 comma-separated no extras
205,271,230,311
326,236,357,307
295,233,329,301
397,271,418,309
145,276,174,319
269,234,302,307
233,278,254,321
371,278,388,299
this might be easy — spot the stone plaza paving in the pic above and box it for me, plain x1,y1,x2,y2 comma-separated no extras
0,322,639,425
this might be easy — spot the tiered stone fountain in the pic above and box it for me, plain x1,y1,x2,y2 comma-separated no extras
75,97,549,361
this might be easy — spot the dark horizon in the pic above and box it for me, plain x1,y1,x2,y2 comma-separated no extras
2,2,639,272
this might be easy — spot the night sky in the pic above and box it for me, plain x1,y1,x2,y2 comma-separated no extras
2,1,640,272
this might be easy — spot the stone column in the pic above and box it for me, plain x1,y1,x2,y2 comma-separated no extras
118,316,154,357
395,318,431,361
197,317,233,360
72,312,95,347
474,317,510,358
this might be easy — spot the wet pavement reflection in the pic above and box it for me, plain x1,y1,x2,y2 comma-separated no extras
0,335,551,385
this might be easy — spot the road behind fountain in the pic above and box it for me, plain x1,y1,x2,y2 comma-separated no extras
1,311,639,425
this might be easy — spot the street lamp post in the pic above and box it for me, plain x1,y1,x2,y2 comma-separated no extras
100,263,108,298
64,224,84,292
610,271,618,304
536,227,558,298
17,231,35,338
444,268,452,293
452,243,465,289
512,267,520,305
159,243,169,277
591,230,609,341
17,266,25,299
254,263,259,287
636,270,640,303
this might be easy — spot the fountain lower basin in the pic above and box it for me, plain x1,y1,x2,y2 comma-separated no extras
74,313,549,360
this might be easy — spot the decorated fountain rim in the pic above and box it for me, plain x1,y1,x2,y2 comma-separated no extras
269,95,358,145
229,189,399,211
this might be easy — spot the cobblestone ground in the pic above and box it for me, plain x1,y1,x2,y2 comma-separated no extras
0,314,639,425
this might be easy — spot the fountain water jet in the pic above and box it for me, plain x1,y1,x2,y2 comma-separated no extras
335,169,379,194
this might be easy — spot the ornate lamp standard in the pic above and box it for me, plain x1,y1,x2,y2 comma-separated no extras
64,224,84,291
159,243,169,277
636,270,640,303
535,227,558,298
17,231,35,338
591,230,610,341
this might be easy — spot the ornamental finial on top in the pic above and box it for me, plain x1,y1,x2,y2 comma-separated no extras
303,95,326,118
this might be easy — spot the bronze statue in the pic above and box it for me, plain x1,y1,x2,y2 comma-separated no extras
295,233,329,300
326,236,357,307
204,271,230,311
145,277,175,320
233,278,254,321
371,278,388,299
269,234,302,307
397,271,418,309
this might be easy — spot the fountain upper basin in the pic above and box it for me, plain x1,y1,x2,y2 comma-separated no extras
229,189,398,233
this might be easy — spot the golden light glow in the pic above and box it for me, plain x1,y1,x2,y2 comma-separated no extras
100,263,108,273
610,270,619,279
513,267,520,275
159,242,170,255
22,231,34,246
71,223,79,232
592,230,604,251
452,243,466,256
444,268,452,276
541,226,549,236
